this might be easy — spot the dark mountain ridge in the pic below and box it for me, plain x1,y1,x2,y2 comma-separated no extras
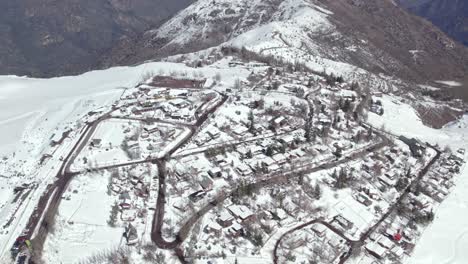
0,0,193,77
398,0,467,46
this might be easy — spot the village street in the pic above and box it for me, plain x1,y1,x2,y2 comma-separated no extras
272,144,441,264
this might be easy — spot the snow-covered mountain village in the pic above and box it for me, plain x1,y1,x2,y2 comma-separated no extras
0,0,467,264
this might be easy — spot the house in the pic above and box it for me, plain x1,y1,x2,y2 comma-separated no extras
333,215,353,230
90,138,102,148
390,246,405,258
169,98,189,108
217,210,234,227
121,209,137,222
377,236,395,249
273,208,288,221
228,205,254,222
199,176,214,191
366,242,387,259
206,129,221,139
379,174,397,187
432,191,445,202
110,185,122,194
318,114,332,126
261,157,280,173
272,153,287,165
228,222,243,237
208,168,222,178
237,146,250,159
411,194,431,209
311,224,327,237
251,145,264,156
354,193,372,206
204,221,222,235
232,126,249,136
327,236,343,249
215,155,228,166
169,89,189,97
270,116,287,128
278,135,297,148
236,163,252,176
290,149,306,158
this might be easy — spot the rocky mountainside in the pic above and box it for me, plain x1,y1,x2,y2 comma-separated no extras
103,0,468,91
399,0,467,46
0,0,193,77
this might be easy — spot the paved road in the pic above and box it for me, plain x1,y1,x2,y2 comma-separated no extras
272,219,356,264
148,132,389,264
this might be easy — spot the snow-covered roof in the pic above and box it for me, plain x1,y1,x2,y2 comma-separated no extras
272,153,287,163
169,89,188,96
237,163,251,172
233,125,248,135
377,236,395,249
219,210,234,222
262,157,276,166
228,205,254,220
206,221,222,231
365,242,387,257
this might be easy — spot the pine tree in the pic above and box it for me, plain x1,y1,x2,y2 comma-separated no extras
248,110,255,134
313,183,322,199
265,146,274,157
107,201,119,227
304,104,314,142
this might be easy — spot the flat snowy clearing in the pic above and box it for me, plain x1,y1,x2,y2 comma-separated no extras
43,172,123,264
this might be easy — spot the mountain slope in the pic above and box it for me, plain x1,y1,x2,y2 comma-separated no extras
0,0,193,77
399,0,468,46
104,0,468,89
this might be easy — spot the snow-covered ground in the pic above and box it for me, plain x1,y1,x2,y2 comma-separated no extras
0,61,248,170
42,172,123,264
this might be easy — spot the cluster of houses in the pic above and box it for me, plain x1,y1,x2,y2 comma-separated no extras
364,213,419,261
118,76,220,124
363,150,464,262
106,167,152,234
217,135,307,176
418,151,463,203
203,204,255,237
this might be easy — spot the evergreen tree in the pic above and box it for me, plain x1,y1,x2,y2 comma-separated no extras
304,104,314,142
265,146,274,157
248,110,255,134
313,183,322,199
107,201,119,227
